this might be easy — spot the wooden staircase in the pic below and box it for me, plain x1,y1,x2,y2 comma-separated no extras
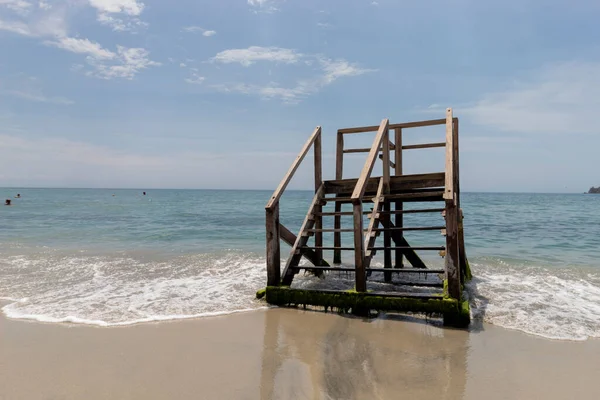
263,109,470,325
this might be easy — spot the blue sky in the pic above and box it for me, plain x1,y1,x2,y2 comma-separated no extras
0,0,598,192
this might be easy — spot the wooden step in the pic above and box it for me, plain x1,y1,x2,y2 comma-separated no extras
292,265,444,275
368,246,445,251
371,226,446,232
381,191,445,201
320,197,375,204
293,288,442,300
374,208,445,215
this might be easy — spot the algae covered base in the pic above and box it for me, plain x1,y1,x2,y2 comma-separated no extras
263,286,470,328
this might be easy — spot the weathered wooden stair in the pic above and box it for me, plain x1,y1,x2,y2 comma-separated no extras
261,109,471,327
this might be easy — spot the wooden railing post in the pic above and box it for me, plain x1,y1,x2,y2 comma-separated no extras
444,108,460,299
314,131,323,266
266,202,281,286
353,201,366,292
334,131,344,264
382,128,390,192
394,128,403,270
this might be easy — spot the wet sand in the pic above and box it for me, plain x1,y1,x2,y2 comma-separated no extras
0,307,599,400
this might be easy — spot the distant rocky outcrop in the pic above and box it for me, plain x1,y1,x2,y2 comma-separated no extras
588,187,600,194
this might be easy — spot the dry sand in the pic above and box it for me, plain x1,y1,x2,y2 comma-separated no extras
0,307,599,400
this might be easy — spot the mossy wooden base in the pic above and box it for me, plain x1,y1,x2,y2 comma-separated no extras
264,286,470,328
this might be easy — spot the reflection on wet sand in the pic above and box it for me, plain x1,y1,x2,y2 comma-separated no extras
260,309,468,400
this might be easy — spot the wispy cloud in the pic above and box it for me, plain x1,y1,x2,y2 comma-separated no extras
247,0,279,13
210,48,375,103
211,46,301,67
185,70,205,85
0,2,68,37
182,26,216,36
0,74,73,105
86,46,160,80
461,61,599,134
0,0,32,14
45,36,116,59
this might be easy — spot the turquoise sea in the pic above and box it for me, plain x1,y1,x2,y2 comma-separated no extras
1,189,599,340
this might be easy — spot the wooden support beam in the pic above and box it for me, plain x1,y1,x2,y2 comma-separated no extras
382,128,391,192
445,199,461,300
279,223,329,268
353,202,366,292
266,126,321,210
378,214,428,269
265,202,281,286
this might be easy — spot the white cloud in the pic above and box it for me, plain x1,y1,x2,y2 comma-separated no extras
6,89,73,105
87,46,160,80
88,0,146,32
0,5,67,37
185,71,205,85
0,0,32,14
318,57,375,84
38,1,50,10
179,63,186,68
88,0,144,16
182,26,216,36
461,61,599,134
45,36,116,60
211,46,301,67
0,18,32,35
316,22,332,28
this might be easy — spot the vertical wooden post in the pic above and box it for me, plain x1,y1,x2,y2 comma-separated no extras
394,128,404,269
334,132,344,264
314,132,323,266
453,118,460,209
353,202,366,292
382,129,390,192
266,202,281,286
383,200,392,282
445,200,460,299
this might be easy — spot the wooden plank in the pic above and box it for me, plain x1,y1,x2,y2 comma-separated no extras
281,185,324,285
454,118,460,209
280,223,329,269
445,199,460,299
394,127,404,272
458,209,469,280
266,126,321,210
351,119,389,202
313,133,323,266
335,132,344,180
382,191,445,201
282,288,442,300
402,142,446,150
301,246,355,251
338,118,449,134
444,108,455,201
353,202,366,292
266,203,281,286
343,147,371,154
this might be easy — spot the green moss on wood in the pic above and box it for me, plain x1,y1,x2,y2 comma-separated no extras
265,286,465,318
464,259,473,282
256,288,266,299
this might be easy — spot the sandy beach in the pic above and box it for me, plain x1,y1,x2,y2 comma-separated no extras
0,306,598,400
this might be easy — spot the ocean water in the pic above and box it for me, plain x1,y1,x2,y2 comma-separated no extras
1,189,599,340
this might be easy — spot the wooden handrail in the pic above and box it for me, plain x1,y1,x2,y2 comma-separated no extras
444,108,455,202
338,118,456,134
265,126,321,210
351,119,389,202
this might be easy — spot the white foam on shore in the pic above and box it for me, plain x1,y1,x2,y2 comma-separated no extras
0,252,268,327
467,260,600,341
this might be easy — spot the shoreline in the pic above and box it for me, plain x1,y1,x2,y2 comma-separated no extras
1,307,599,399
